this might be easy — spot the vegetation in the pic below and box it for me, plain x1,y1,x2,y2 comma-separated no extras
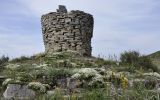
36,84,160,100
148,50,160,70
0,55,9,71
10,56,31,63
120,51,158,72
148,51,160,59
28,82,47,93
0,51,160,99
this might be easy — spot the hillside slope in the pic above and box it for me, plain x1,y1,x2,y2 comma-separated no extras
0,51,160,99
148,51,160,69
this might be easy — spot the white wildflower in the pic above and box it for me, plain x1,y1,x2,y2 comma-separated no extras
71,73,81,79
28,82,46,93
72,68,105,87
143,72,160,78
5,64,20,69
2,78,14,87
94,68,106,74
34,63,48,69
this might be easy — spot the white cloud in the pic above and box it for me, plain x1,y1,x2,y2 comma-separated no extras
0,0,160,58
0,30,44,58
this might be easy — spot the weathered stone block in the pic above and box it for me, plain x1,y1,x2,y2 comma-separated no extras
3,84,35,99
65,18,72,23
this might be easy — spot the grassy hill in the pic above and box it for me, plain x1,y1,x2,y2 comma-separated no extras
0,51,160,99
148,51,160,69
148,51,160,59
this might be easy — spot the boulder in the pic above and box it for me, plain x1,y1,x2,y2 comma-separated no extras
3,84,35,100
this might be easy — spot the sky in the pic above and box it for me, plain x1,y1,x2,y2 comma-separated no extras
0,0,160,58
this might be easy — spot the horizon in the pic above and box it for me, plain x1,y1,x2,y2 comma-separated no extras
0,0,160,58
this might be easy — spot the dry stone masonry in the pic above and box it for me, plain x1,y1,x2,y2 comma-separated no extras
41,5,94,56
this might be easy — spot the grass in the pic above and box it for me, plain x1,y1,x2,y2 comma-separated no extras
35,84,160,100
0,51,160,99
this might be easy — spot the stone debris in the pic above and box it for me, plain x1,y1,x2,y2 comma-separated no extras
41,5,94,56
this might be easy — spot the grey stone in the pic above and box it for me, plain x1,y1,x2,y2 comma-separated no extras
57,5,67,13
3,84,35,100
41,5,94,56
65,18,72,23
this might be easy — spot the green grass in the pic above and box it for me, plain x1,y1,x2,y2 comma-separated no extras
35,85,160,100
0,51,160,99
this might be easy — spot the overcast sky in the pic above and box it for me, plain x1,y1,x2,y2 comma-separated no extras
0,0,160,58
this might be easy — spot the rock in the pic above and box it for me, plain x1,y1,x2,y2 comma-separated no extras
3,84,35,99
57,78,78,90
57,78,67,88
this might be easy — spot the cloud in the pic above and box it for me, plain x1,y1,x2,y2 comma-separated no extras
0,0,43,58
0,0,160,58
0,30,44,58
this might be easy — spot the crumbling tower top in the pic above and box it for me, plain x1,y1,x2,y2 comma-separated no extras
57,5,67,13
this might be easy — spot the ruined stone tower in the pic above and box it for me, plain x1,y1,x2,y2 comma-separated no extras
41,5,94,56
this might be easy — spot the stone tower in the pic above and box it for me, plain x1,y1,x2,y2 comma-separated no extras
41,5,94,56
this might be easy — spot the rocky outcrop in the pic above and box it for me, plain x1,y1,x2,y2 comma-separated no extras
3,84,35,100
41,5,94,56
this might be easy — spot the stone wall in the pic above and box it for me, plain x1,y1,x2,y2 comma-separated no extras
41,5,94,56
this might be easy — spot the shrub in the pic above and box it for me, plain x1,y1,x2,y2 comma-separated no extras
143,72,160,78
0,55,9,69
2,78,22,88
4,64,20,70
95,58,117,67
31,53,46,60
120,51,140,66
16,72,33,82
88,74,104,88
138,56,158,71
46,68,73,85
28,82,46,93
132,76,157,90
11,56,31,62
144,76,157,90
2,78,14,88
72,68,105,88
108,72,129,89
120,51,158,72
72,68,98,80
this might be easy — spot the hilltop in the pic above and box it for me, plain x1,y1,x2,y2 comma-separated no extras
148,51,160,59
0,51,160,99
148,51,160,69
